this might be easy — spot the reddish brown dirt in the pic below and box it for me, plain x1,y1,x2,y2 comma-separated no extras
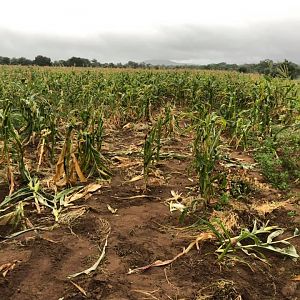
0,127,299,300
0,184,9,203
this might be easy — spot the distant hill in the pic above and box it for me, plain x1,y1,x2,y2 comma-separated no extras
142,59,183,66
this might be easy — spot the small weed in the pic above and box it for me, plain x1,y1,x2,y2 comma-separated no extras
287,211,297,217
254,133,300,190
255,152,290,190
229,179,253,199
214,193,230,211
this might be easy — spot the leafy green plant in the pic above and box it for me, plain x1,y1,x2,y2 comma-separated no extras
287,211,297,217
0,102,29,182
214,193,230,211
215,220,299,262
228,178,253,199
77,130,111,179
0,201,24,230
143,117,163,185
163,104,179,137
0,174,81,222
256,151,289,190
255,128,300,189
193,113,226,203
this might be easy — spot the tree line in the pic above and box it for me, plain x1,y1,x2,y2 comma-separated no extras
198,59,300,79
0,55,299,79
0,55,142,68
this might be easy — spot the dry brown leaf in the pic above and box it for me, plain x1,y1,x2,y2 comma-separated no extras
37,138,46,172
230,200,248,211
65,192,86,204
41,237,59,244
53,144,66,183
85,183,102,193
112,156,129,163
125,174,144,183
25,218,35,229
210,211,239,233
0,212,15,226
292,275,300,281
84,193,92,200
115,160,140,169
165,190,183,204
107,204,118,214
69,163,77,184
170,190,182,200
132,289,160,300
71,154,87,183
251,200,290,216
7,164,15,196
34,197,41,214
55,178,67,187
112,194,158,200
65,183,102,205
58,207,87,225
70,281,87,296
0,261,18,277
122,122,133,129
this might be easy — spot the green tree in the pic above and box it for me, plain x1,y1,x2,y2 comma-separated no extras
127,61,139,68
10,57,32,65
34,55,52,66
67,57,91,67
0,56,10,65
91,59,100,67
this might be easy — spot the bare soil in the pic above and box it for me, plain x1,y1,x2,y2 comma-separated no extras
0,126,299,300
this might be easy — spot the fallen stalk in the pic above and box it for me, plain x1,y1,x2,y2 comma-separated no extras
0,226,56,242
128,232,215,274
68,234,109,278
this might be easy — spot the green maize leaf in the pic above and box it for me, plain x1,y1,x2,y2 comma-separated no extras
257,244,299,259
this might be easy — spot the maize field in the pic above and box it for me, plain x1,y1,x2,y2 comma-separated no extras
0,66,300,299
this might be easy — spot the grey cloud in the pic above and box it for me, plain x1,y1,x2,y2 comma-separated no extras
0,20,299,64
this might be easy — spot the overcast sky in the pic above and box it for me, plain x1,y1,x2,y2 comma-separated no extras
1,0,299,64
